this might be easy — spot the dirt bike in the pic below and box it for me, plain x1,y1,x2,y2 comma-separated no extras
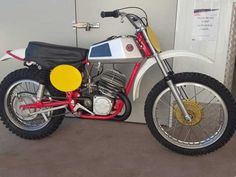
0,7,235,155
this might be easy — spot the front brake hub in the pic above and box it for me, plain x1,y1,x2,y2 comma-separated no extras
174,100,204,126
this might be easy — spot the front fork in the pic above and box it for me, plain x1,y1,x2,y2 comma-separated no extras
155,54,192,121
166,79,192,121
141,28,192,122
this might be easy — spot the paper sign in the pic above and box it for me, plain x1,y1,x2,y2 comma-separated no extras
192,8,220,41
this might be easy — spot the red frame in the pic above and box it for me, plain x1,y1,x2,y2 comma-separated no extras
136,32,152,58
17,32,152,120
20,63,142,120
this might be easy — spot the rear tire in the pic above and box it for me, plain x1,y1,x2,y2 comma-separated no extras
145,72,236,155
0,68,65,139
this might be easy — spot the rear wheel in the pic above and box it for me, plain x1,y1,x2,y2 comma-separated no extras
0,68,65,139
145,72,236,155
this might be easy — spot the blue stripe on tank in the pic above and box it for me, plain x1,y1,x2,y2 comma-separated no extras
90,43,112,57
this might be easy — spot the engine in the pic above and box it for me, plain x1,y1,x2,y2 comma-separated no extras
92,70,127,115
93,96,113,115
98,70,127,98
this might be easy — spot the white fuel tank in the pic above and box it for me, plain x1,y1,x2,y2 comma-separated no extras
88,36,143,63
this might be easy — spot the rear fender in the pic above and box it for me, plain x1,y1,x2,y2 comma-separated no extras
0,49,26,61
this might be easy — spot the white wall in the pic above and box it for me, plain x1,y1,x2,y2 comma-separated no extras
174,0,233,83
0,0,76,80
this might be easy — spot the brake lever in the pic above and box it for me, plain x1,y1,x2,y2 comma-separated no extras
120,12,126,23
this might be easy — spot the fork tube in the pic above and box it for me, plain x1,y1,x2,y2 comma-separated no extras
166,80,191,121
140,27,169,76
140,28,192,121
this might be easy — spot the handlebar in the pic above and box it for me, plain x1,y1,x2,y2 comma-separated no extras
100,8,148,29
101,10,119,18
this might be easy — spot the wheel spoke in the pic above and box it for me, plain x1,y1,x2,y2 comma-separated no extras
189,88,206,100
19,83,27,92
171,119,178,135
164,119,181,134
25,82,29,92
159,98,175,110
202,96,217,111
193,85,197,101
196,124,210,139
184,127,192,141
33,83,37,93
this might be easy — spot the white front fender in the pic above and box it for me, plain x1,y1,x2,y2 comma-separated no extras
0,49,26,61
132,50,214,101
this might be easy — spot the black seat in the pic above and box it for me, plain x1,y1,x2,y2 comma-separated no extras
25,41,88,69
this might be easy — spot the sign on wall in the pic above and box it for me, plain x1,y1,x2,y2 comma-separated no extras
192,0,220,41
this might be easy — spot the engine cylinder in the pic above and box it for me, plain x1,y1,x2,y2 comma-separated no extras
98,70,127,98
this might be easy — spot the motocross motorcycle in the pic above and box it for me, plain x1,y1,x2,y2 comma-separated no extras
0,7,235,155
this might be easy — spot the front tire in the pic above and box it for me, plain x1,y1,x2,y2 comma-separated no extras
145,72,236,155
0,68,65,139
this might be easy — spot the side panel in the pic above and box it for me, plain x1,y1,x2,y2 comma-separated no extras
133,50,214,101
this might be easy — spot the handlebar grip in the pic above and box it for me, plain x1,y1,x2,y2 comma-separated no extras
101,10,119,18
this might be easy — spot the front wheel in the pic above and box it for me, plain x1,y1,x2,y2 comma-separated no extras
145,72,236,155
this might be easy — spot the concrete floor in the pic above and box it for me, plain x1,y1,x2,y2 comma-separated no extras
0,118,236,177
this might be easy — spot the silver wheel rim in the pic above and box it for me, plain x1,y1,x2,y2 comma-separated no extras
4,80,52,131
152,82,228,149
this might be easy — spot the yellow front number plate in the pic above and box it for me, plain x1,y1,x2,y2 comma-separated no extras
147,26,161,53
